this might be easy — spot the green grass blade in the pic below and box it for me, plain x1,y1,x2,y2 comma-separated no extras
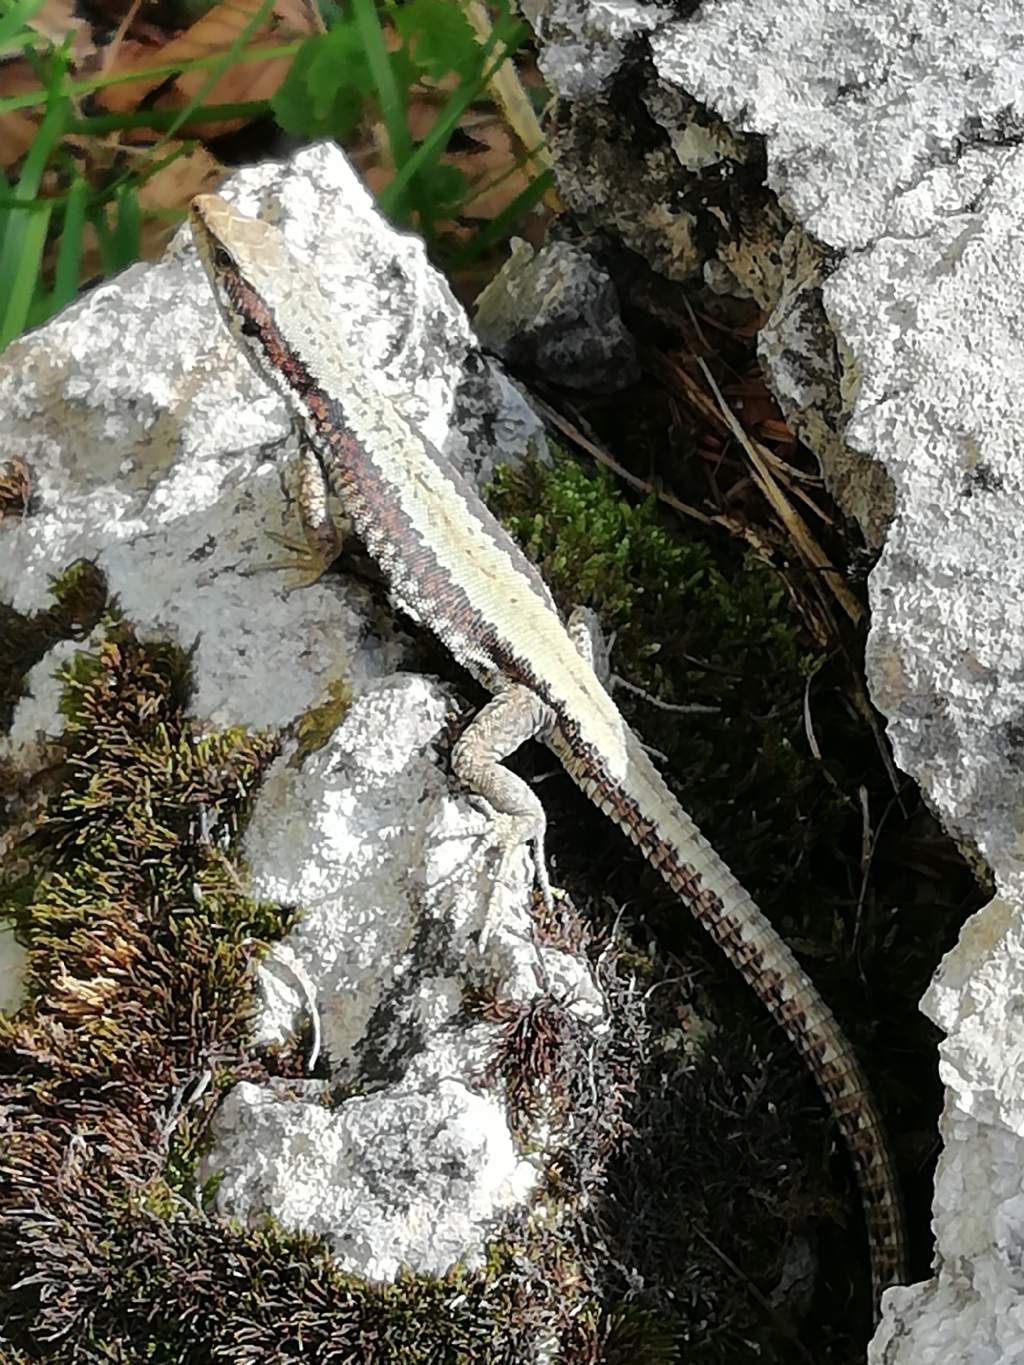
114,0,278,199
0,89,68,343
66,100,270,136
0,199,52,348
449,166,554,268
0,0,46,51
0,40,301,115
350,0,410,168
10,90,67,198
51,175,89,309
111,186,141,266
377,28,525,217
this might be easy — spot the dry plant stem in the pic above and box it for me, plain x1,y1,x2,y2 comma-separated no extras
102,0,145,80
651,351,826,488
849,681,907,801
535,391,827,609
680,357,903,793
459,0,560,209
697,358,864,627
703,361,903,788
687,1222,818,1365
531,393,726,531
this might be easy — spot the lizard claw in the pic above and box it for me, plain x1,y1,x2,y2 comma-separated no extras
246,529,340,590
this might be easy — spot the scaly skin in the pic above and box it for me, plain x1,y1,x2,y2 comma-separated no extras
189,191,907,1313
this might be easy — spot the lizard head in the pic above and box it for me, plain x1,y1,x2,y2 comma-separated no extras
189,193,337,404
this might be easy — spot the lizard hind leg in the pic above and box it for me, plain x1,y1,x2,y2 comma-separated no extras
567,605,613,683
567,604,716,721
450,685,557,935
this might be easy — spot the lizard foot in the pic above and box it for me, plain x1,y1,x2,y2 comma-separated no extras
246,529,342,590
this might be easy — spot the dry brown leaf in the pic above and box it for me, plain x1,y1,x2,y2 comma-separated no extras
1,0,96,164
94,0,315,141
28,0,95,62
451,116,532,220
758,418,798,443
137,142,225,211
0,59,53,169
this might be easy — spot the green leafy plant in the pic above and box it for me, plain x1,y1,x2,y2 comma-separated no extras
0,0,550,352
272,0,549,236
0,0,281,347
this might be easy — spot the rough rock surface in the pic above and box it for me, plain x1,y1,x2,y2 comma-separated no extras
0,144,602,1287
474,237,639,391
525,0,1024,1356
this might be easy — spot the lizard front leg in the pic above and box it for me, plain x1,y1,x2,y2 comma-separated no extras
257,435,346,587
450,685,557,928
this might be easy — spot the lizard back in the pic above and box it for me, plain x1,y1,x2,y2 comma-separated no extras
190,192,907,1312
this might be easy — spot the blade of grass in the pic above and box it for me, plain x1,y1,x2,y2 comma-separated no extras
66,100,271,136
0,40,302,115
449,166,553,268
350,0,409,159
0,79,69,342
6,70,67,200
0,199,52,348
90,186,147,277
99,0,279,206
459,0,555,195
111,186,141,267
0,0,46,50
51,175,89,310
378,24,526,216
696,356,865,627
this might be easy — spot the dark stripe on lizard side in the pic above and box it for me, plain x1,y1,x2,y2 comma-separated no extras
214,256,560,626
208,259,545,667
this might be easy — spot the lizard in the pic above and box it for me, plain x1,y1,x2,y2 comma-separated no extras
188,190,907,1316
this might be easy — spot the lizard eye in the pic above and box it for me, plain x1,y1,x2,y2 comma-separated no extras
213,245,234,271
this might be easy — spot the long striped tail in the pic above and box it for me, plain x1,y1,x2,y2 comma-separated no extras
566,729,906,1315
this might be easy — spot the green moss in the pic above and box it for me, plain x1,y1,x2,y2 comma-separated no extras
0,558,107,732
291,675,353,766
485,449,966,1358
0,618,287,1354
0,615,601,1362
487,452,841,902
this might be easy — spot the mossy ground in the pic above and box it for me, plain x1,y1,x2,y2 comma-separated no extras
0,436,977,1362
0,585,551,1362
482,449,977,1360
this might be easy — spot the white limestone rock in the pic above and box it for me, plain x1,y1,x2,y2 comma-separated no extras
0,925,27,1016
205,1078,537,1281
520,0,669,98
650,2,1024,1358
0,143,601,1292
